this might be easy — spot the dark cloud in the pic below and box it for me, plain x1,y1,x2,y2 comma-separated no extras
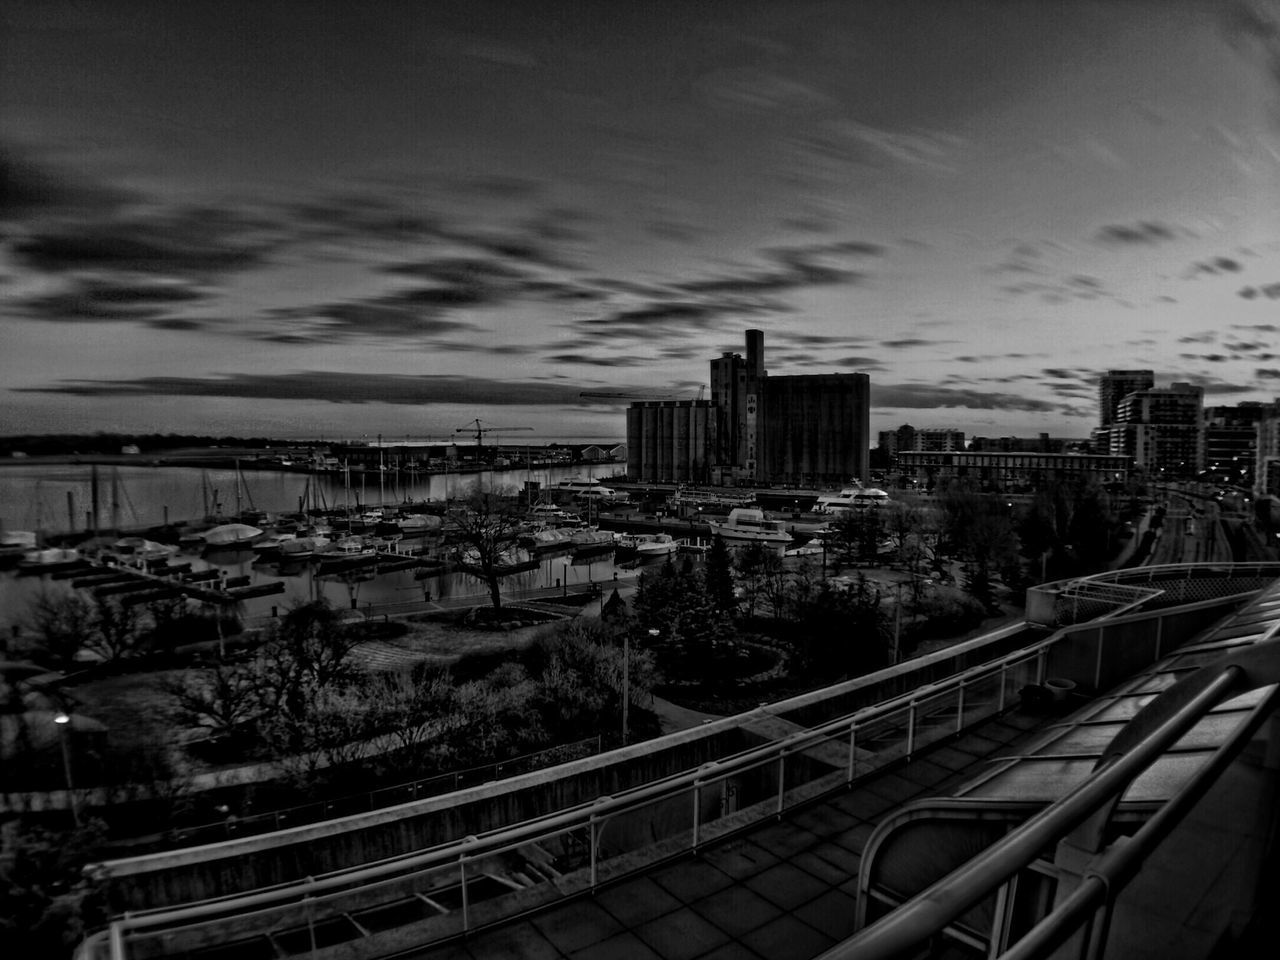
1186,256,1244,278
1223,340,1269,352
1178,331,1218,343
870,383,1063,413
383,257,528,283
880,338,942,348
15,208,275,275
574,302,735,347
543,353,648,367
0,145,134,220
674,240,882,295
1179,353,1229,362
1041,368,1079,378
16,371,592,407
999,274,1119,304
1094,221,1177,245
266,298,476,342
1238,284,1280,299
1232,323,1280,331
20,279,206,323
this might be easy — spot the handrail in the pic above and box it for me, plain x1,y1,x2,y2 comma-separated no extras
1000,681,1280,960
84,566,1274,958
819,638,1280,960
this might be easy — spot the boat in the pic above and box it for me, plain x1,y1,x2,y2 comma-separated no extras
557,477,620,500
570,528,615,557
705,508,793,553
520,526,575,553
634,534,678,560
279,535,332,561
814,483,891,513
201,523,265,549
111,537,179,564
0,530,37,566
252,531,298,558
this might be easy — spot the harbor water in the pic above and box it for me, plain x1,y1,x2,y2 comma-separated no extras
0,461,642,634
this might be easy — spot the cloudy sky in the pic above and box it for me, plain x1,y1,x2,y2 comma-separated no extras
3,0,1280,443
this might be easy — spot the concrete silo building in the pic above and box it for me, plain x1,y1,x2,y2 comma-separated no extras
626,330,872,486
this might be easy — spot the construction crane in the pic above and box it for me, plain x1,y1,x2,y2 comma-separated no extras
455,419,533,449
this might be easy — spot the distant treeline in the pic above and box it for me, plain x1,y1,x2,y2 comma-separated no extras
0,433,298,458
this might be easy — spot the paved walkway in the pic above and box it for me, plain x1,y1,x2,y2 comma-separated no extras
408,710,1045,960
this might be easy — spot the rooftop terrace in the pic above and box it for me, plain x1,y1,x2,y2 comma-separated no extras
78,562,1280,960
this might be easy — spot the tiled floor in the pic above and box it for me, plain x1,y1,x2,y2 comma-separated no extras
409,713,1045,960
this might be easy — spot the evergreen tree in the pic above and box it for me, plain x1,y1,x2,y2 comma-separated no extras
703,535,736,612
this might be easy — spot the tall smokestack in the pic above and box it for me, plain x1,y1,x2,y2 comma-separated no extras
746,329,764,375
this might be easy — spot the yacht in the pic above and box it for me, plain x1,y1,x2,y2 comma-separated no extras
705,508,794,553
634,533,678,560
557,477,619,500
813,484,891,513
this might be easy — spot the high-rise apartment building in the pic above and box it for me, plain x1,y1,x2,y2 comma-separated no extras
1098,369,1154,427
1109,382,1203,477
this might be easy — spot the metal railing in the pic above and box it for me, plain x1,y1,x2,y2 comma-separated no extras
159,736,603,848
80,566,1275,959
821,641,1280,960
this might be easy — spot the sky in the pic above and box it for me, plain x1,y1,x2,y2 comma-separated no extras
3,0,1280,445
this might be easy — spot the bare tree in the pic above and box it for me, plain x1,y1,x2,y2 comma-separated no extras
25,586,96,666
445,483,526,611
83,596,143,662
164,661,262,739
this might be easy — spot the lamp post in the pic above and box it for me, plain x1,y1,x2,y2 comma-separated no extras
53,711,80,827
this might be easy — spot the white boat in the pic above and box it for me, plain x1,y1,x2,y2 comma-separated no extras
521,527,575,553
112,537,179,563
635,534,678,560
201,523,265,548
557,477,619,500
279,535,331,560
706,508,793,553
814,484,891,513
570,528,615,556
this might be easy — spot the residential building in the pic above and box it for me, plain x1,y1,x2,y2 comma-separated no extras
1202,402,1267,485
1098,369,1154,427
1108,382,1204,477
897,449,1131,492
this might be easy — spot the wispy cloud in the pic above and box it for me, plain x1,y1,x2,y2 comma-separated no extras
1094,221,1178,245
16,372,593,406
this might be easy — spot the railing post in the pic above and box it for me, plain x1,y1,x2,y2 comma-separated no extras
692,780,702,850
906,702,917,757
109,919,126,960
1094,626,1106,688
776,752,786,816
459,853,469,932
998,663,1008,711
847,725,858,785
956,681,966,733
1154,615,1164,659
589,813,599,889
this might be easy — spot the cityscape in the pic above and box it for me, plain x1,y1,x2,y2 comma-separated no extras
4,3,1280,960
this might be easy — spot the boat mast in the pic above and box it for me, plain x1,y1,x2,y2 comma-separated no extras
378,434,385,508
110,468,120,533
234,459,243,518
90,464,100,536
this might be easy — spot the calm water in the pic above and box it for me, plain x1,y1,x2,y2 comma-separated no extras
0,461,623,535
0,461,634,632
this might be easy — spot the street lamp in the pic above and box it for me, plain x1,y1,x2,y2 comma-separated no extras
53,711,80,827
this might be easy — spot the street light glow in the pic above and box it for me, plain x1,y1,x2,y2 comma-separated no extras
54,712,70,724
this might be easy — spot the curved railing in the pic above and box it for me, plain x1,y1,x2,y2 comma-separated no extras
79,563,1280,960
818,639,1280,960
